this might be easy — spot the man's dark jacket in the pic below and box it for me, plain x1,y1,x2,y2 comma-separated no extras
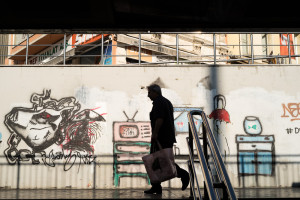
150,95,176,148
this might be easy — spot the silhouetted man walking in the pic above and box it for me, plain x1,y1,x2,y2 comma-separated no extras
144,84,189,194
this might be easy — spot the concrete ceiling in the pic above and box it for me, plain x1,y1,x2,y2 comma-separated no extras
1,0,300,33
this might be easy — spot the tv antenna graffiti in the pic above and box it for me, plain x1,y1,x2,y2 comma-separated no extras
123,111,138,122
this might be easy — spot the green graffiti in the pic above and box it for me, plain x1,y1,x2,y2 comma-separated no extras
248,125,257,130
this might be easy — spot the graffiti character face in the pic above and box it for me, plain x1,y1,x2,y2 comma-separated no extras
5,90,106,157
27,110,62,147
5,107,71,151
4,90,106,170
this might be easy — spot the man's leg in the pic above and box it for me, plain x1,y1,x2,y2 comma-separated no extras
175,163,190,190
160,142,190,191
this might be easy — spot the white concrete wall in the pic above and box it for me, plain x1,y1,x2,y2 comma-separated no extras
0,65,300,189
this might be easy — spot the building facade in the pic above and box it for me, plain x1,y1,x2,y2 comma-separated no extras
5,33,300,65
227,33,299,64
6,33,230,65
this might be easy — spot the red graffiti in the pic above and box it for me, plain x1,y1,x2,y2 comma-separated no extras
177,122,184,128
208,109,230,123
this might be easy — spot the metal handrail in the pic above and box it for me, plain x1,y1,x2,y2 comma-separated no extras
187,111,218,200
187,110,237,200
186,137,203,200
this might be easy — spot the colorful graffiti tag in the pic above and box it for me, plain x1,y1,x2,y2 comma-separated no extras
281,102,300,121
4,90,106,171
281,103,300,134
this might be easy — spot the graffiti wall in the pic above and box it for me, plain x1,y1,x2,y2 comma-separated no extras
112,111,151,187
0,65,300,189
4,90,105,171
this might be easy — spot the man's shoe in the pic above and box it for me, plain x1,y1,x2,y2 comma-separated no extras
144,186,162,194
181,170,190,191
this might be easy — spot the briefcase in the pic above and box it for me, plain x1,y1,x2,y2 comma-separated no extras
142,142,177,184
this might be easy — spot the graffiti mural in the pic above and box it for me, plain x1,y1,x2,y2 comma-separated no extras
173,107,202,156
208,94,231,156
113,111,151,186
4,90,106,171
208,94,231,128
236,116,275,186
174,107,202,135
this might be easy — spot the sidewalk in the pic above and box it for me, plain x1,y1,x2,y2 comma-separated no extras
1,188,300,199
0,189,190,200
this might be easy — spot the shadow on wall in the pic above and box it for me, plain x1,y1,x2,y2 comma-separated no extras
210,65,220,112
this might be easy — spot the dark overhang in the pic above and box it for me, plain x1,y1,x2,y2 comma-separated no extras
1,0,299,33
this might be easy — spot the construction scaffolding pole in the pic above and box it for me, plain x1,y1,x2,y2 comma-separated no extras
288,33,291,64
176,34,179,64
25,34,29,65
251,34,254,64
139,34,141,65
213,33,216,65
63,33,66,65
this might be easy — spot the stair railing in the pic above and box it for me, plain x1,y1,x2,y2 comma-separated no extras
187,110,237,200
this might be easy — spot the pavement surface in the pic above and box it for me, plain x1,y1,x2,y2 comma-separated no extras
1,188,300,199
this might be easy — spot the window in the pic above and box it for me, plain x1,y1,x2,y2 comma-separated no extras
13,34,33,45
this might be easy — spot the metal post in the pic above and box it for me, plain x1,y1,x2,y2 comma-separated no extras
213,33,216,65
176,34,179,64
202,123,209,200
250,34,254,64
25,34,29,65
188,122,194,199
101,34,104,64
16,160,20,199
288,33,291,64
93,159,96,189
139,34,141,65
223,185,229,200
63,33,66,65
187,160,196,200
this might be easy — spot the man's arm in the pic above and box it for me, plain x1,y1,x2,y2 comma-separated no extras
152,118,164,142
